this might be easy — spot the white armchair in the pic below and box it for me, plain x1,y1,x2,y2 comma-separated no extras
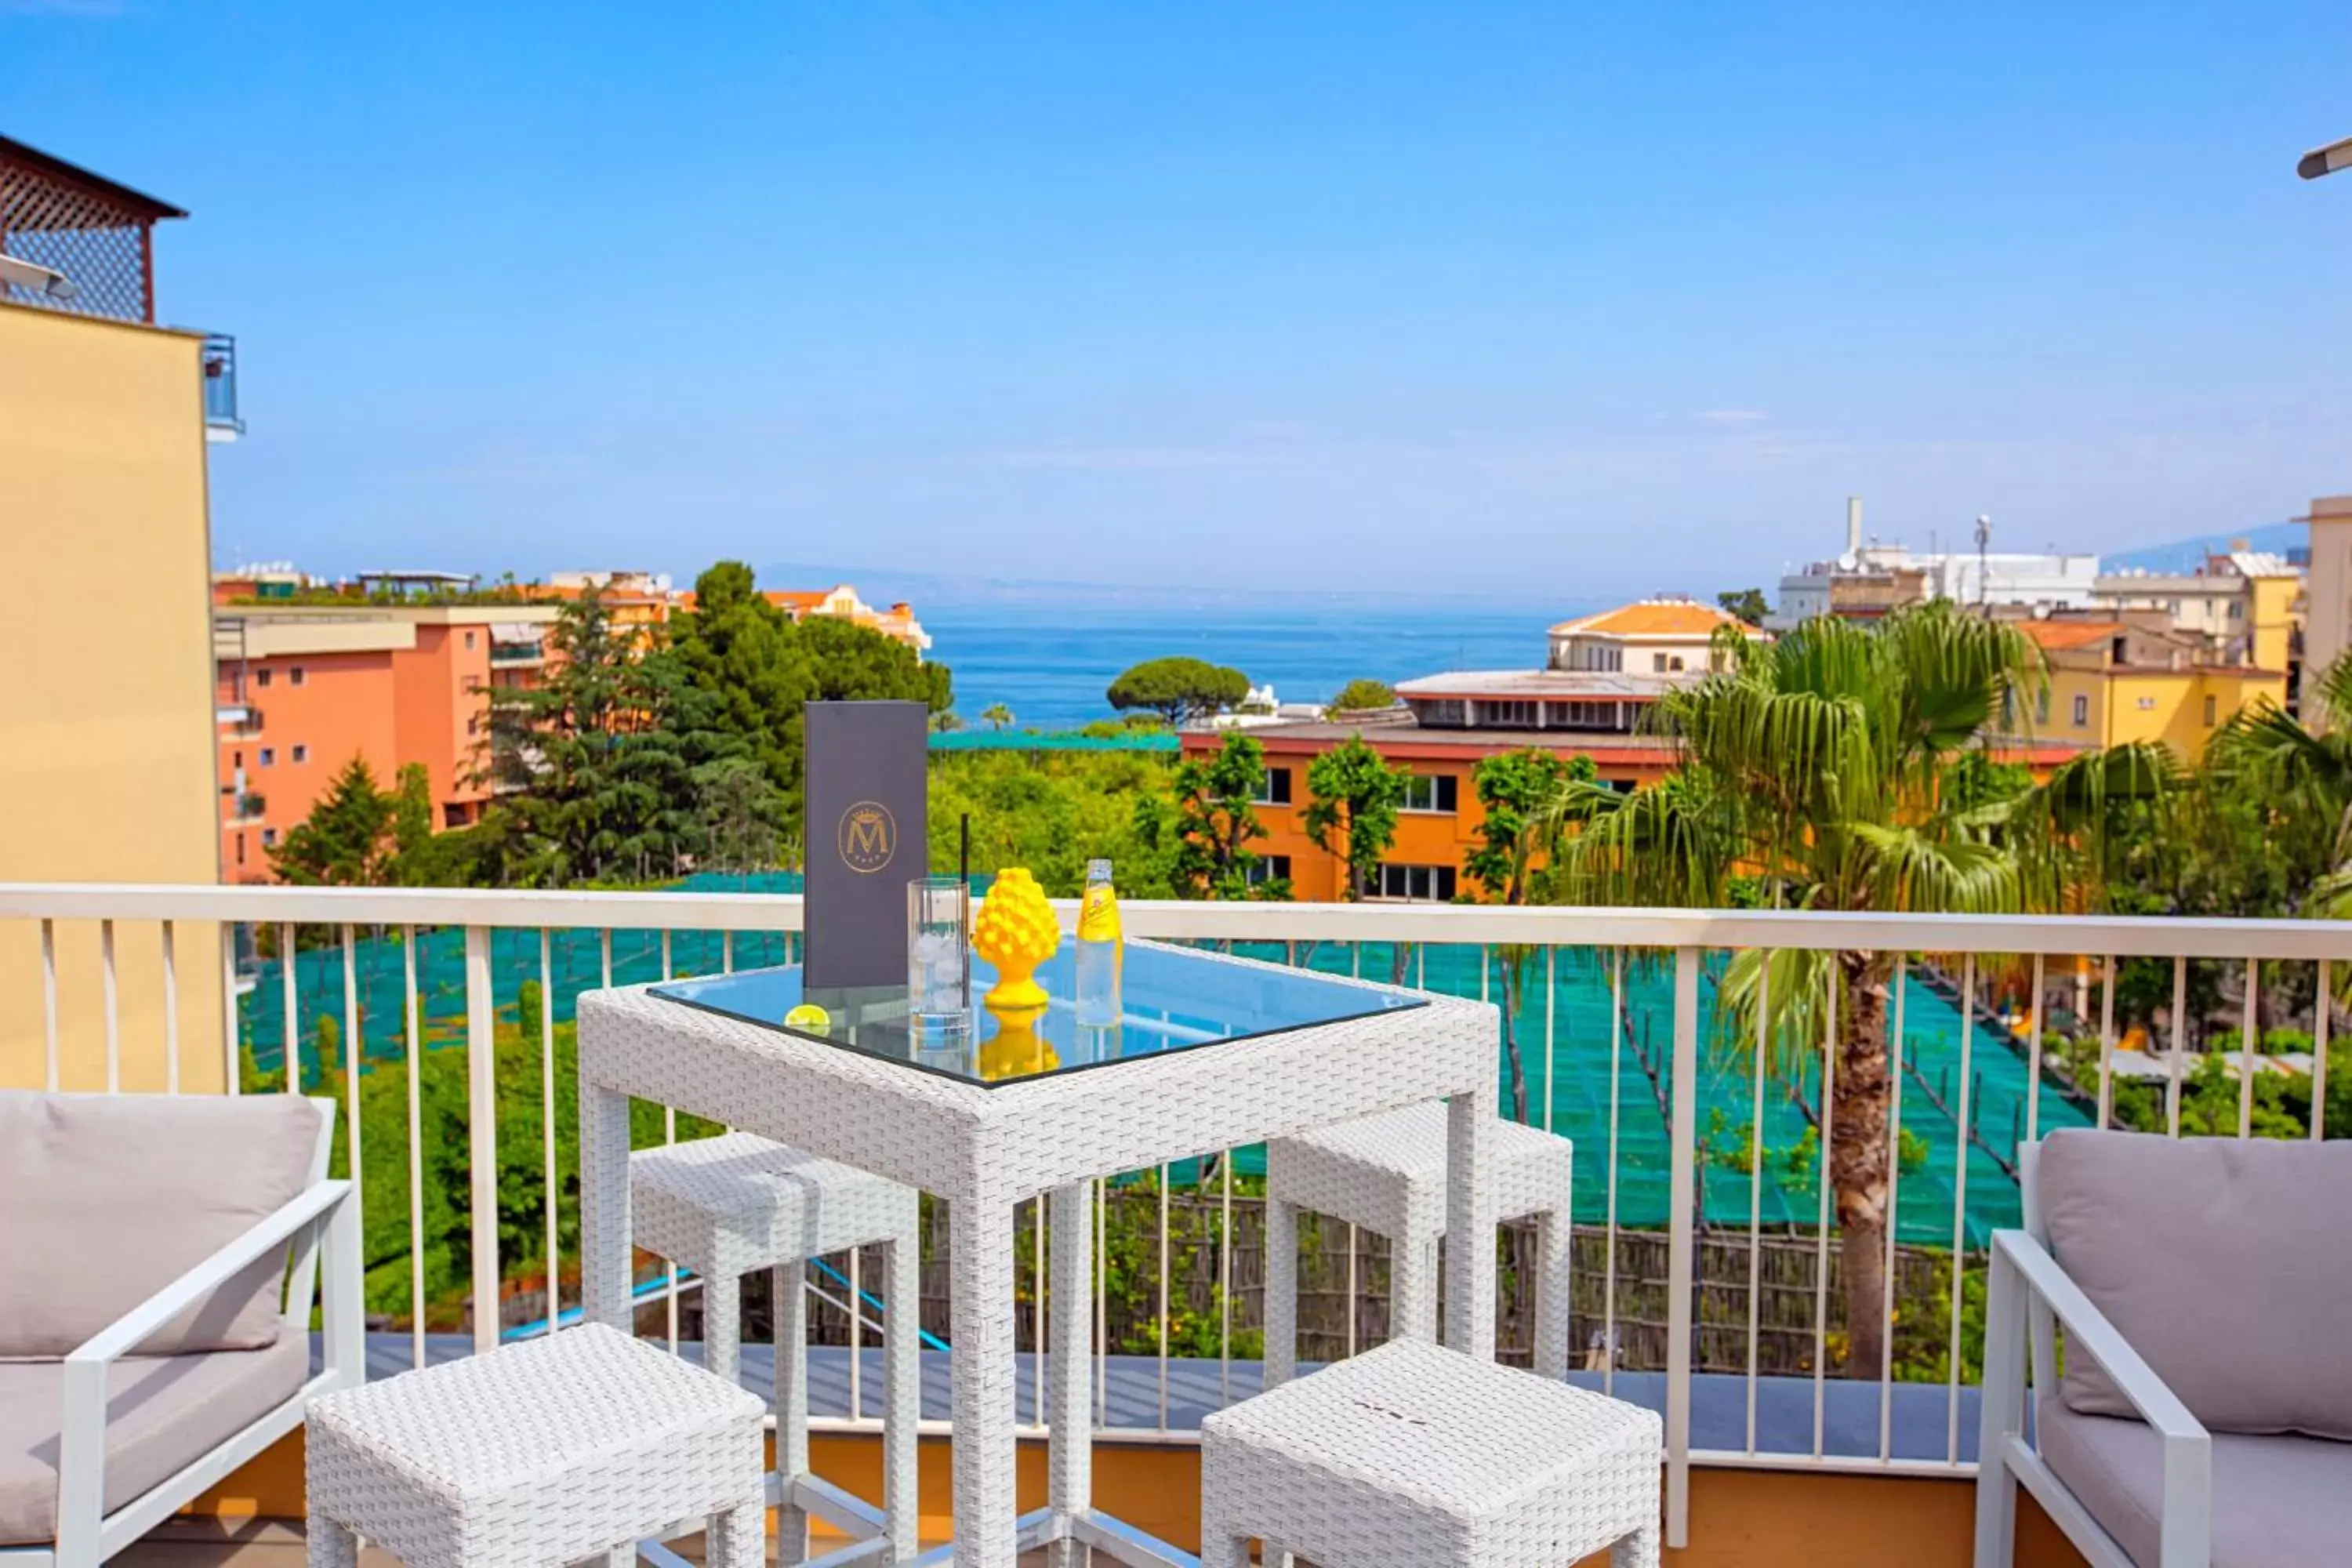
0,1092,365,1568
1974,1130,2352,1568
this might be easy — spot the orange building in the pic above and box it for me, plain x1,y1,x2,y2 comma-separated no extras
763,583,933,656
1192,598,2082,902
213,606,557,880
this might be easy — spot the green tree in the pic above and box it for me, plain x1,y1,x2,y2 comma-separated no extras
1716,587,1770,627
2208,655,2352,916
694,755,789,873
1145,733,1283,899
930,747,1178,896
1107,657,1250,727
665,562,952,839
980,703,1015,731
1554,602,2169,1377
1465,750,1600,905
1304,735,1407,901
1327,679,1396,714
270,756,400,885
1465,749,1601,1121
485,586,704,885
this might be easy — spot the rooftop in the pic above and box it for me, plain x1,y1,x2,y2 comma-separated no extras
1396,668,1690,699
1550,596,1757,640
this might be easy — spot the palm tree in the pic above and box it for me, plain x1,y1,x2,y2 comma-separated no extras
1550,604,2168,1378
2207,654,2352,915
981,703,1015,731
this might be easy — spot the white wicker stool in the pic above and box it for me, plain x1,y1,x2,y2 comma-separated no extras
306,1323,766,1568
1265,1102,1573,1384
1200,1338,1661,1568
631,1131,922,1564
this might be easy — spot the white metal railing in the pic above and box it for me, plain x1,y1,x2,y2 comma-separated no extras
5,882,2347,1552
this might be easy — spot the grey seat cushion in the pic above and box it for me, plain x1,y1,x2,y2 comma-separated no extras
0,1091,324,1357
2038,1127,2352,1438
2039,1395,2352,1567
0,1337,307,1545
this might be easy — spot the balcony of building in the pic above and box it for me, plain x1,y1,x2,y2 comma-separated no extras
7,884,2339,1566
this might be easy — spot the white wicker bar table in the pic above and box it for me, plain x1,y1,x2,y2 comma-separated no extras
1200,1339,1662,1568
578,939,1499,1568
306,1323,767,1568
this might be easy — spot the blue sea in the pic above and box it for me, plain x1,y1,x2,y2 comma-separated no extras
924,602,1556,730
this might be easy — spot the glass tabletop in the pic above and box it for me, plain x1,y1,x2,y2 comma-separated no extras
648,943,1425,1087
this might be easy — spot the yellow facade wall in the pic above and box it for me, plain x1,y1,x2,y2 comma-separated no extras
2036,658,2285,762
2248,575,2299,677
0,302,227,1091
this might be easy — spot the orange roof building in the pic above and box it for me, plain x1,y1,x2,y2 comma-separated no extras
1548,595,1765,675
762,583,932,657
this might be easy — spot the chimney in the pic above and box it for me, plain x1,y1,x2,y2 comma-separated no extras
1846,495,1863,557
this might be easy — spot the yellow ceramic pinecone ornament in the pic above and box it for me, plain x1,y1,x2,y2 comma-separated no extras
973,867,1062,1011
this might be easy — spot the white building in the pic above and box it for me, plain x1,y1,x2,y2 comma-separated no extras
1548,596,1762,674
1770,499,2099,629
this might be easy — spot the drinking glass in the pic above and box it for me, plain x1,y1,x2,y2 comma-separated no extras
907,876,971,1036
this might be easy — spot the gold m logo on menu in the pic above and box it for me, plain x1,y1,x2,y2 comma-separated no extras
838,800,896,873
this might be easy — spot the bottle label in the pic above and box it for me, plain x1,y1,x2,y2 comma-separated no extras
1077,886,1121,942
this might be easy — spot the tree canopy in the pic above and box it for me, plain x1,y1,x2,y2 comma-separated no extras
1304,735,1407,901
1107,657,1250,727
1327,678,1397,714
1716,587,1770,627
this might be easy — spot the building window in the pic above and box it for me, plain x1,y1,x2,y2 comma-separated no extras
260,827,278,848
234,834,245,866
2071,695,2089,728
2229,602,2244,621
445,802,472,829
2035,689,2050,725
1252,767,1294,806
1475,700,1538,728
254,667,272,689
292,743,308,763
232,750,244,769
259,747,275,766
2136,697,2156,711
1244,855,1293,887
1652,652,1670,673
289,666,306,687
465,630,477,650
1415,699,1468,727
1377,863,1458,902
2204,695,2219,727
1401,774,1459,813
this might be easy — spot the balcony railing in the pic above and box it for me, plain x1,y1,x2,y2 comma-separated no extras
4,884,2345,1554
202,333,242,441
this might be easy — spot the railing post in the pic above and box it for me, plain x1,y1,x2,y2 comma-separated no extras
466,925,499,1353
1665,945,1700,1549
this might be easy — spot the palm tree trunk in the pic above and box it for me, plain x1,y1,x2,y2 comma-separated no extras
1497,952,1529,1124
1830,955,1893,1379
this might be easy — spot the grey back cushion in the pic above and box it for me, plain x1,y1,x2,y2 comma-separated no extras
0,1092,324,1358
2039,1127,2352,1439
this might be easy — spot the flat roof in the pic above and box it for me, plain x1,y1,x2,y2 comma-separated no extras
1396,669,1688,700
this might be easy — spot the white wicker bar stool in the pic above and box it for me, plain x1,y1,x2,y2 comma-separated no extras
630,1131,923,1565
306,1323,766,1568
1200,1338,1662,1568
1264,1102,1573,1384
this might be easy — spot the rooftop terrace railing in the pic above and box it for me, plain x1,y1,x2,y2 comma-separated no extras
4,883,2345,1549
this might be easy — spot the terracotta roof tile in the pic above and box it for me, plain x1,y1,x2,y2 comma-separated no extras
1550,599,1758,640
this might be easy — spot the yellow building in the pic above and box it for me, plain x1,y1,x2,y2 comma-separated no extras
1,136,234,1091
2093,547,2304,684
2020,619,2287,760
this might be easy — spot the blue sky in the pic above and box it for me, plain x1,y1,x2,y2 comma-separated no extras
9,2,2352,601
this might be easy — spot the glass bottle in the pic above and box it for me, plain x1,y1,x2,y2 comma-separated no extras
1074,858,1123,1026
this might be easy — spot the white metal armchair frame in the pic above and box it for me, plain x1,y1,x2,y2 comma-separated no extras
6,1098,366,1568
1973,1148,2212,1568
